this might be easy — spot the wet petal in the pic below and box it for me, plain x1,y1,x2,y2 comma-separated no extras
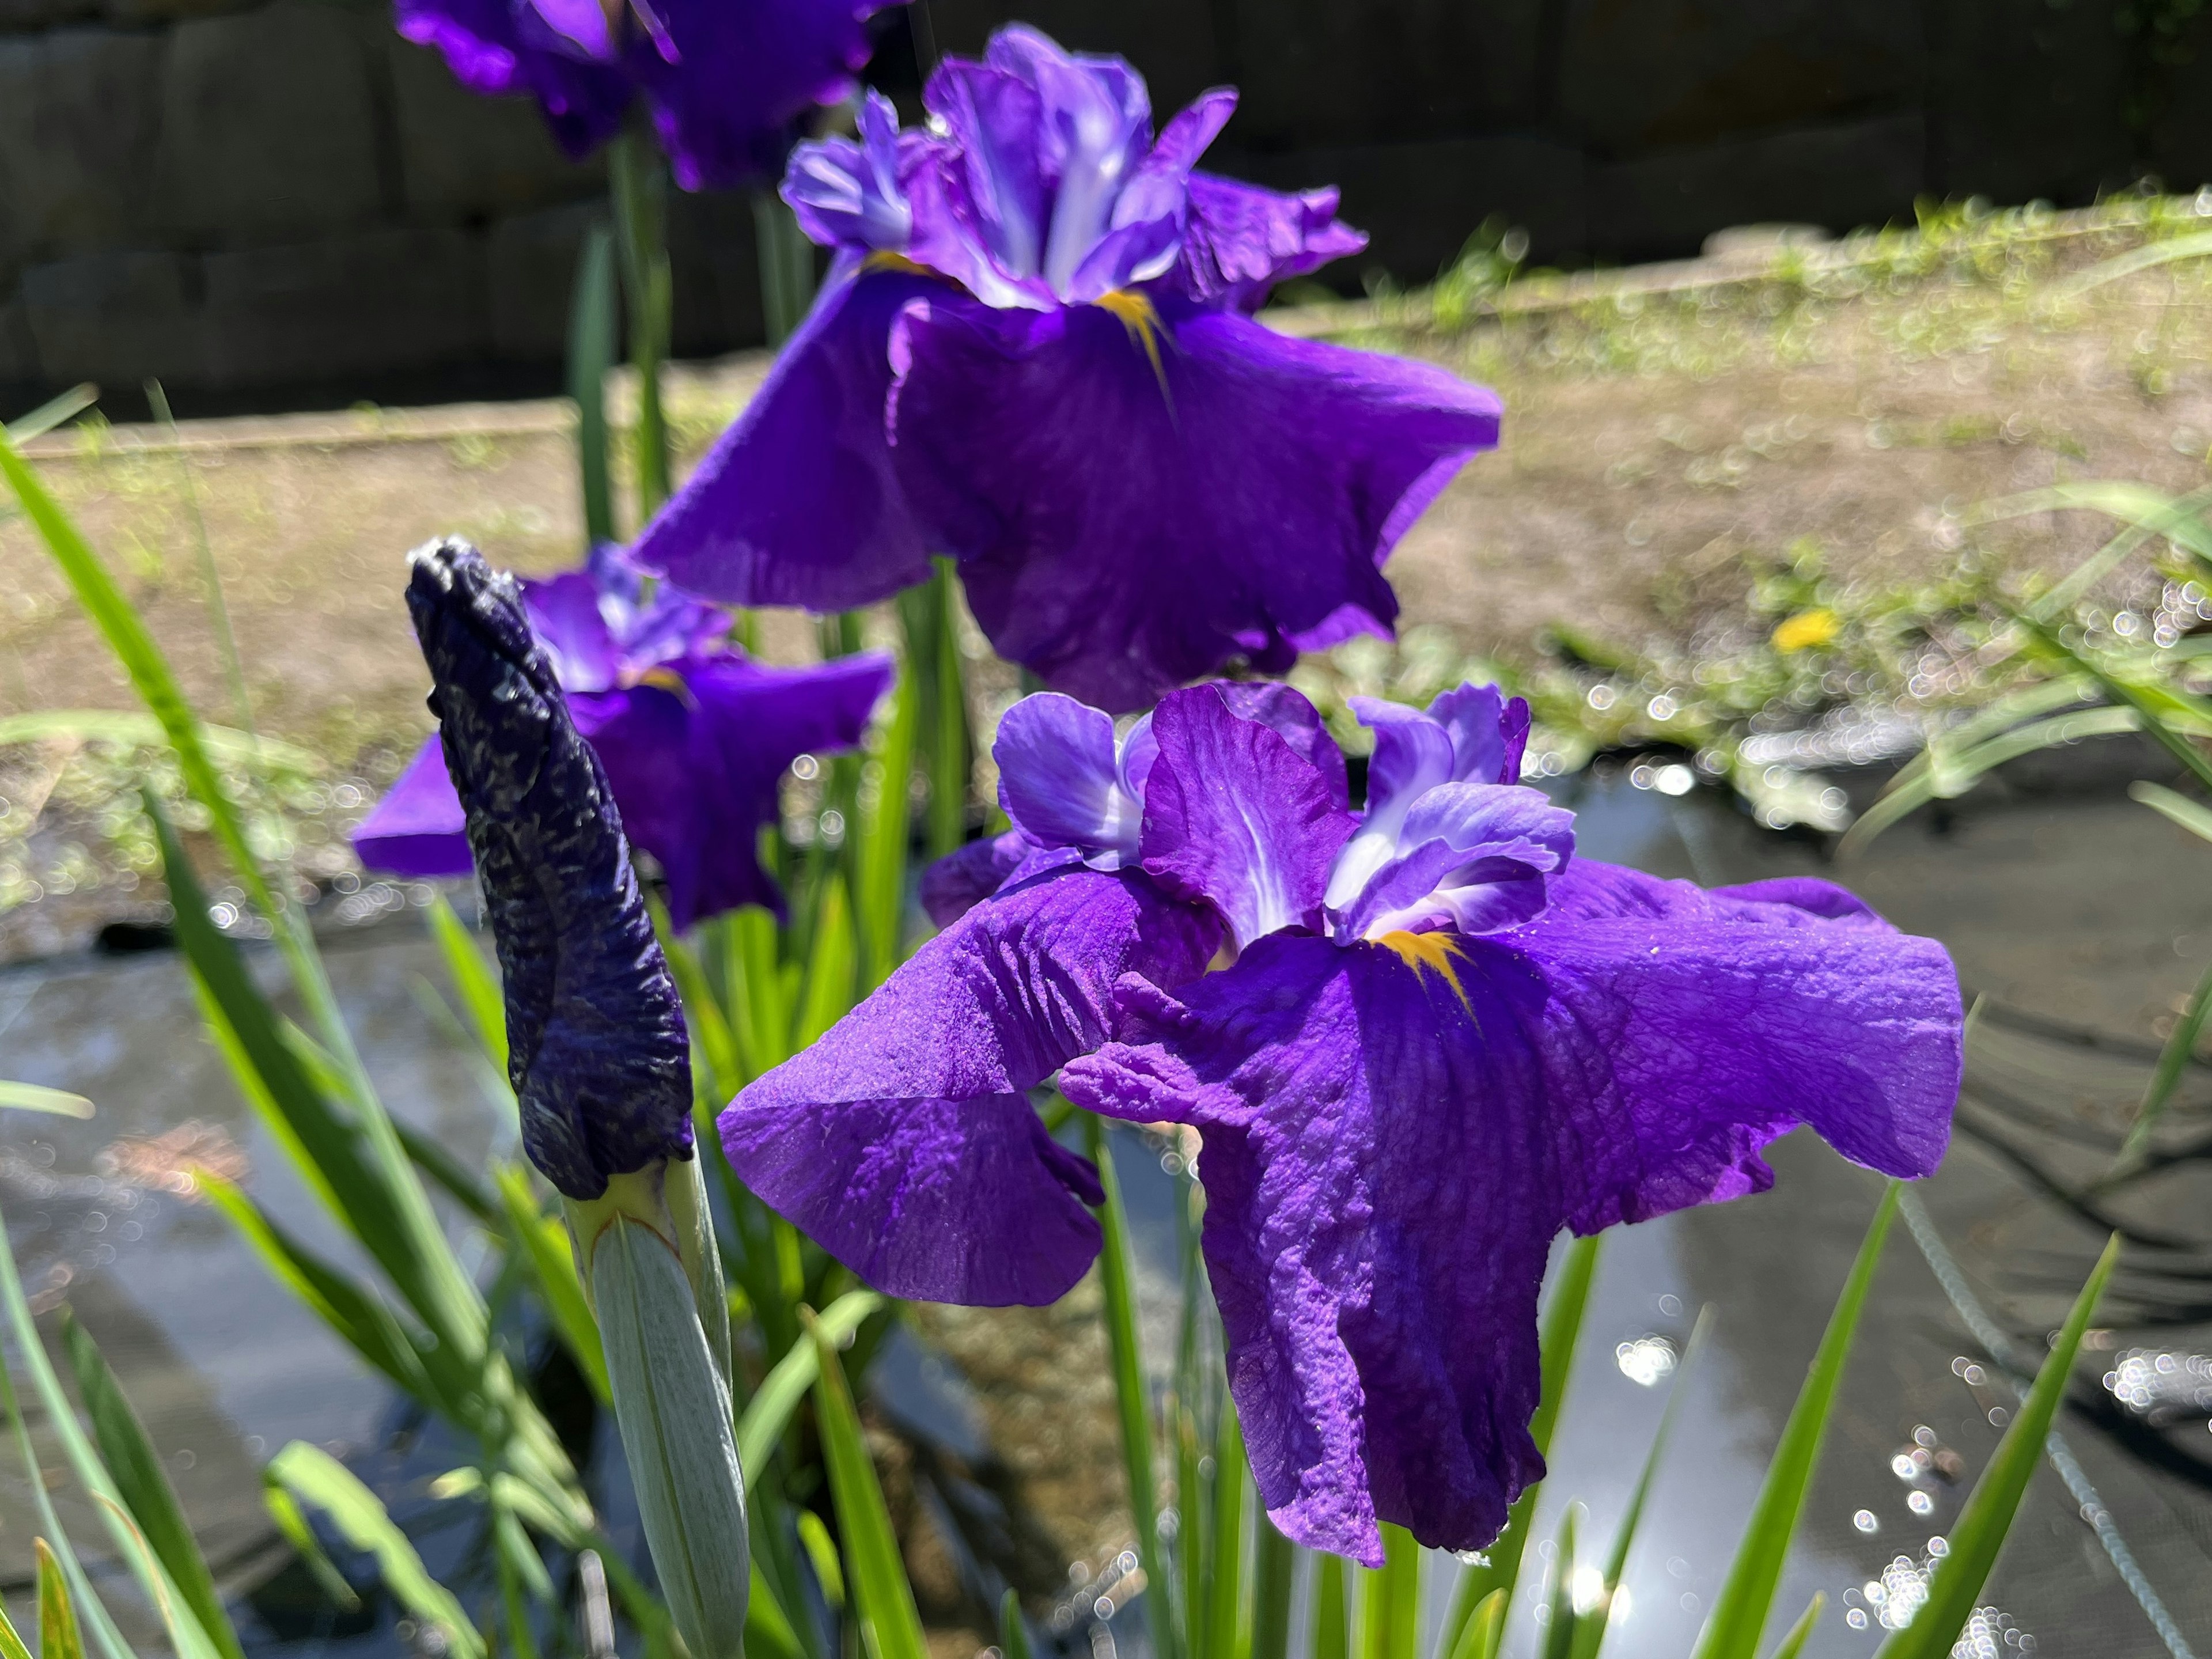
720,866,1220,1304
1139,685,1355,948
886,294,1500,711
1063,892,1960,1559
631,268,938,611
351,734,472,879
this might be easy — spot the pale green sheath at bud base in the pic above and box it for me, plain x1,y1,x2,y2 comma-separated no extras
568,1159,749,1659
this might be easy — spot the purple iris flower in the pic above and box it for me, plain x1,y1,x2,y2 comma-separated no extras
393,0,904,189
630,28,1505,713
720,679,1963,1563
405,539,694,1199
354,543,892,929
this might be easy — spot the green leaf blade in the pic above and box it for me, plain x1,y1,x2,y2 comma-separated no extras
807,1310,928,1659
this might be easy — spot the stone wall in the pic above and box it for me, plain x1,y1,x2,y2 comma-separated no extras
3,0,2209,412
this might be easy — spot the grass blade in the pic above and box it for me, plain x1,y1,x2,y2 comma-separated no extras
568,221,618,548
998,1588,1033,1659
35,1541,85,1659
1765,1594,1823,1659
426,893,507,1074
59,1311,246,1659
794,876,858,1050
1205,1402,1247,1659
0,1596,30,1659
1312,1551,1350,1659
1571,1305,1713,1659
1084,1113,1175,1659
855,657,919,991
0,1081,93,1119
1874,1234,2121,1659
6,383,97,442
2131,779,2212,845
268,1441,486,1659
1448,1590,1506,1659
1443,1232,1603,1646
1250,1519,1295,1659
1692,1183,1902,1659
806,1309,928,1659
2109,942,2212,1179
261,1480,363,1612
736,1289,881,1487
494,1164,610,1403
1363,1523,1422,1659
2057,230,2212,297
1539,1505,1581,1659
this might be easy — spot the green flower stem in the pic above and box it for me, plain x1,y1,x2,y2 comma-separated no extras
611,131,674,516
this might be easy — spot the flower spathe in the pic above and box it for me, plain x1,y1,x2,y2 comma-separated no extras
631,27,1505,713
404,539,695,1200
720,679,1964,1565
393,0,904,189
353,543,892,930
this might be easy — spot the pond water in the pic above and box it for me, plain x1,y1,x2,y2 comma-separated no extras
4,750,2211,1659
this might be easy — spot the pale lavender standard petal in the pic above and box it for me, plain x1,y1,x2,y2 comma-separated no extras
630,268,938,611
886,293,1501,712
1063,879,1960,1562
1173,172,1368,312
785,89,925,252
1334,782,1575,940
352,735,471,879
1138,685,1356,948
993,692,1142,865
719,866,1220,1305
919,830,1048,929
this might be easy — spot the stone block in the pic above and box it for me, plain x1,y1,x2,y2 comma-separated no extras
200,228,484,389
388,33,604,222
1928,0,2134,206
0,292,39,387
1591,112,1926,262
0,0,100,29
104,0,256,22
666,188,766,356
1217,137,1588,282
1559,0,1923,154
0,31,163,271
20,249,208,387
154,3,384,243
1227,0,1546,147
921,0,1222,117
486,200,602,362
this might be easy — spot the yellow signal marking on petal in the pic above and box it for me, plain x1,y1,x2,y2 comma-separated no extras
1095,289,1175,408
862,250,934,279
630,665,698,708
1373,930,1474,1014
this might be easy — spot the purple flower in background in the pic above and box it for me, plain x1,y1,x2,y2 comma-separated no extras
404,539,693,1199
354,543,891,929
631,28,1504,712
393,0,904,189
721,679,1963,1563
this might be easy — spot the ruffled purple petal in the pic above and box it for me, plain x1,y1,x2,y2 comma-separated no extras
1214,681,1350,810
351,735,471,878
1063,888,1960,1560
993,692,1140,863
581,651,892,930
785,89,922,252
631,268,938,610
719,865,1220,1304
1066,89,1237,302
1139,685,1356,948
885,293,1501,712
1427,683,1528,786
919,830,1044,928
1173,172,1368,311
521,570,623,692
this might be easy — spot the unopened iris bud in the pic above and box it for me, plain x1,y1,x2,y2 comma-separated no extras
407,538,747,1659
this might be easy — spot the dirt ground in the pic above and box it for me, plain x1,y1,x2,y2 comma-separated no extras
5,199,2212,952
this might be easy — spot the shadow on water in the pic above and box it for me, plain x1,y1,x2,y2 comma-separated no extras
6,740,2212,1656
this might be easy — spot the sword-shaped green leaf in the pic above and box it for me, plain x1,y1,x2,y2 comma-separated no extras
807,1308,927,1659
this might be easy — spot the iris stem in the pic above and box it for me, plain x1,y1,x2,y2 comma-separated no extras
1085,1113,1177,1659
1361,1524,1421,1659
752,191,817,349
611,130,674,517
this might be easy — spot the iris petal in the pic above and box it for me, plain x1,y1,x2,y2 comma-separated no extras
885,294,1499,711
720,866,1220,1305
350,735,471,880
1062,868,1959,1560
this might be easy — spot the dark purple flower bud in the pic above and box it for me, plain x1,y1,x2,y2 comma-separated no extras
407,538,694,1200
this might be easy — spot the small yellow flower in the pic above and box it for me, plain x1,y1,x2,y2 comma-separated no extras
1771,608,1840,653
